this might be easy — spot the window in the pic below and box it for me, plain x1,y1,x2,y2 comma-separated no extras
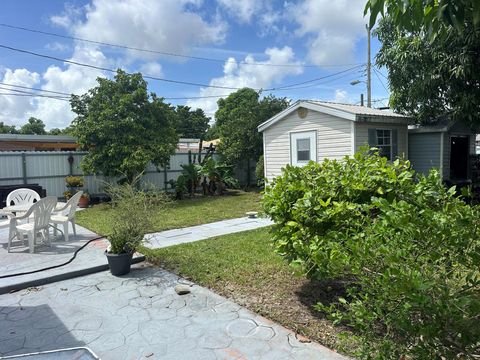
376,129,392,160
297,138,310,161
290,131,316,166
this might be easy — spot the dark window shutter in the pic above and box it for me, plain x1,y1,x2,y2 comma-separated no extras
392,129,398,158
368,128,377,147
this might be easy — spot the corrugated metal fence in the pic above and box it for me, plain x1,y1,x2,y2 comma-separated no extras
0,151,256,198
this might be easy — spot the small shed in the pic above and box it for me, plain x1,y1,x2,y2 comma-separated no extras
408,119,476,181
258,100,411,181
0,134,79,151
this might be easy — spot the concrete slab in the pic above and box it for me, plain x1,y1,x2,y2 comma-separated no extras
144,217,273,249
0,225,143,295
0,266,349,360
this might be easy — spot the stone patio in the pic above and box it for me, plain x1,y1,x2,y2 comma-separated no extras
0,265,348,360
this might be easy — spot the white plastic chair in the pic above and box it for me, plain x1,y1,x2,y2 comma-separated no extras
50,191,83,242
8,196,57,253
6,188,41,217
0,210,14,230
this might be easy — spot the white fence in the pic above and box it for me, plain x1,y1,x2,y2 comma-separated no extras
0,151,256,198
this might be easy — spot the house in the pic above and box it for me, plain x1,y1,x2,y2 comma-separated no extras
408,118,476,181
258,100,411,181
0,134,79,151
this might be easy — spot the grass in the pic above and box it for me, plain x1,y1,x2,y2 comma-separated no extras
76,190,261,236
144,227,354,355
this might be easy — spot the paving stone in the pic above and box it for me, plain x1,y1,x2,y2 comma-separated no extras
227,318,258,337
199,330,232,349
0,267,349,360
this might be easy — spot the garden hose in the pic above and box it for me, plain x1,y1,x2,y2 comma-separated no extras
0,235,105,279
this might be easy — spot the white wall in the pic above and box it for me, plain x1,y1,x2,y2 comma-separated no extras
263,107,352,181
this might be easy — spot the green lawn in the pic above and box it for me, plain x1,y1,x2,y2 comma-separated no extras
144,227,353,354
76,190,261,236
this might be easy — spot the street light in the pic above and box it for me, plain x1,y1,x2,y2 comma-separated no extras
350,80,366,106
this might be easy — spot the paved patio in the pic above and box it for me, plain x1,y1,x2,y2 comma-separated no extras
0,265,348,360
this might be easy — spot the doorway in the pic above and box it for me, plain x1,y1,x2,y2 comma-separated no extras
450,136,469,179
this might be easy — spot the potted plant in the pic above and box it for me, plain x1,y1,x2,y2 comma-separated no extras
78,191,89,208
104,180,160,276
65,176,84,191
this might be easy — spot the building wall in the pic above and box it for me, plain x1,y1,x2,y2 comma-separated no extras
354,122,408,157
408,132,442,177
263,108,352,181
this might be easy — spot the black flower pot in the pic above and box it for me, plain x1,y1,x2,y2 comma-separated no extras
105,251,133,276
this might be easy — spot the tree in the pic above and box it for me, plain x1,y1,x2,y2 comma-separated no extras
71,70,178,182
215,88,289,166
374,19,480,126
49,128,62,135
366,0,480,127
20,117,47,135
0,122,18,134
365,0,480,36
175,105,210,139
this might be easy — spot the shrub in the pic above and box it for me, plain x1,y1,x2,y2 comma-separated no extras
65,176,84,187
255,155,265,187
262,149,480,359
106,180,169,254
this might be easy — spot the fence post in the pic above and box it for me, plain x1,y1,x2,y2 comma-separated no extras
188,150,192,164
246,159,251,187
21,153,27,184
163,166,168,191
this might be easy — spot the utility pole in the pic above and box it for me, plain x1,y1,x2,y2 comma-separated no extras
366,24,372,108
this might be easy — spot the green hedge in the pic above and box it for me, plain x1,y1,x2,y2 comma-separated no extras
262,149,480,359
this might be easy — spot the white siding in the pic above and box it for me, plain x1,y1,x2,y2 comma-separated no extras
354,122,408,158
263,109,352,181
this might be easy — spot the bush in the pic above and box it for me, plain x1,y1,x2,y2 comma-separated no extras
255,155,265,187
262,149,480,359
106,180,169,254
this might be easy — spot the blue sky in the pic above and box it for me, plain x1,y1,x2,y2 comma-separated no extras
0,0,389,129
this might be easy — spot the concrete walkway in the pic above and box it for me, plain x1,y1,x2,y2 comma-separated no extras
0,265,348,360
144,217,274,249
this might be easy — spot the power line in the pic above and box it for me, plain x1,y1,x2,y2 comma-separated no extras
0,82,73,96
0,43,367,93
373,67,389,93
0,92,70,101
0,22,362,68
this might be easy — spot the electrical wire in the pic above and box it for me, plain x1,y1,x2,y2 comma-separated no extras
0,44,366,93
373,67,389,93
0,22,363,68
0,92,70,101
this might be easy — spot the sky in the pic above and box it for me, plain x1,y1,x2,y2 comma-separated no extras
0,0,389,130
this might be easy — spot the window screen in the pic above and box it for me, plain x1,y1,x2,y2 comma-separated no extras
297,138,310,161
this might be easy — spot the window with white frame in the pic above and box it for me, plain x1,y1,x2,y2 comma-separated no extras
290,131,317,166
375,129,392,160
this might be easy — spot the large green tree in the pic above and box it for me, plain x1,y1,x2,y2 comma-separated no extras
365,0,480,36
20,117,47,135
0,122,18,134
175,105,210,139
366,0,480,126
215,88,289,166
71,70,178,182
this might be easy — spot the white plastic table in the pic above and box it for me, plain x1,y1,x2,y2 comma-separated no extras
2,202,66,214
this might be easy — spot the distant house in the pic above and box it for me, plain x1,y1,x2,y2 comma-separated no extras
0,134,79,151
258,100,411,181
408,119,476,181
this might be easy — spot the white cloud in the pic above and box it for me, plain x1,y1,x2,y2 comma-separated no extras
187,46,303,118
45,42,70,52
288,0,366,65
0,69,40,126
139,62,163,77
217,0,263,23
71,0,226,62
333,89,349,103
